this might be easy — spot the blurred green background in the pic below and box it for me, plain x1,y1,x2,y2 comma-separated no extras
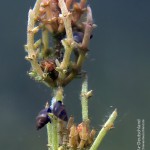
0,0,150,150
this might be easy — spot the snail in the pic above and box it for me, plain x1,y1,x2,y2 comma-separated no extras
36,107,51,130
53,101,68,122
36,98,68,130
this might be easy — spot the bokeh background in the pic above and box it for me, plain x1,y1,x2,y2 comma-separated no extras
0,0,150,150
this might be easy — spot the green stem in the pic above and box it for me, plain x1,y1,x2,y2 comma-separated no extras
47,122,52,150
45,102,52,150
55,87,64,102
76,52,86,69
26,9,55,88
52,118,58,150
61,50,86,86
81,75,88,122
58,0,73,41
61,39,72,68
42,28,49,57
89,109,118,150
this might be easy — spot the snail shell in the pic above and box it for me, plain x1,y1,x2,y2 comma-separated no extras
36,107,51,130
53,101,68,121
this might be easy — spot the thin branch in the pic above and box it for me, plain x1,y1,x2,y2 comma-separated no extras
26,9,43,77
89,109,118,150
81,6,96,49
58,0,73,41
42,28,49,57
47,122,52,150
26,9,56,87
58,0,76,80
33,0,42,16
46,102,53,150
80,75,93,122
52,118,58,150
59,39,73,72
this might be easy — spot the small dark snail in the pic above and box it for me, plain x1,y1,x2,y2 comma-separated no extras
73,31,84,43
36,107,51,130
36,99,68,130
73,31,93,43
53,101,68,121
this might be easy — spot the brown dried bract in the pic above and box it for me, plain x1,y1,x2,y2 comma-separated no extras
39,0,60,32
68,124,79,148
40,59,56,72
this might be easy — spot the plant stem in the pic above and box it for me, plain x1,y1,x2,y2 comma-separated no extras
47,122,52,150
34,39,42,50
76,52,86,69
81,75,89,122
55,87,64,101
52,118,58,150
42,28,49,57
89,109,118,150
58,0,74,80
58,0,73,41
60,39,73,72
81,6,95,49
45,102,52,150
26,9,43,76
33,0,42,16
26,9,56,87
